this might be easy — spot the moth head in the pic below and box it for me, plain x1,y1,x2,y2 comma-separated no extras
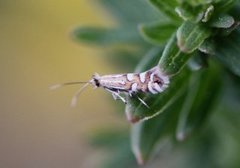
91,73,101,87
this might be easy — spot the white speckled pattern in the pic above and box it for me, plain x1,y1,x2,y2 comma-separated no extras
139,72,146,83
127,73,134,81
131,83,138,92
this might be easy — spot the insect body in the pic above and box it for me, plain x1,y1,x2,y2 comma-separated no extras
50,66,169,107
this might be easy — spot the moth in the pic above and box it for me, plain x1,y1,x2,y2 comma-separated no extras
50,66,170,108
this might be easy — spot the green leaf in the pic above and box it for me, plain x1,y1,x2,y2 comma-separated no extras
139,22,178,45
149,0,181,21
188,51,209,70
131,97,184,164
135,47,165,73
220,21,240,36
214,0,237,14
175,2,205,22
202,5,215,22
158,34,191,75
180,0,215,6
177,21,211,53
176,63,222,141
229,1,240,20
215,29,240,77
209,14,235,28
72,27,142,46
198,38,216,54
98,0,165,25
105,50,142,72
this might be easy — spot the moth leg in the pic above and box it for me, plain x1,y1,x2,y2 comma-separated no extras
112,93,118,100
137,96,150,109
114,93,127,104
106,89,127,104
129,92,149,108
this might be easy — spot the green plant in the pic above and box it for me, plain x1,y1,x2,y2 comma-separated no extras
74,0,240,167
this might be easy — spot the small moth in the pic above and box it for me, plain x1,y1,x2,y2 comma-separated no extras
50,66,170,108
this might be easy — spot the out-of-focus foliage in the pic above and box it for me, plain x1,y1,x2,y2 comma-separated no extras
74,0,240,167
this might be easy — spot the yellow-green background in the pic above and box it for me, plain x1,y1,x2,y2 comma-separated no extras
0,1,126,167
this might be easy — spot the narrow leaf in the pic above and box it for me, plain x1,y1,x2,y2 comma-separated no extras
220,21,240,36
188,51,209,70
176,63,222,141
135,47,164,73
215,29,240,77
98,0,165,25
209,14,235,28
202,5,215,22
198,38,216,55
105,50,141,72
177,21,211,53
175,3,205,22
139,22,178,45
214,0,237,14
229,1,240,20
158,33,191,75
183,0,214,6
149,0,180,21
72,27,142,46
131,97,184,164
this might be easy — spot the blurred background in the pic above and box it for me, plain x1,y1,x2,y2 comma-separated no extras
0,1,127,167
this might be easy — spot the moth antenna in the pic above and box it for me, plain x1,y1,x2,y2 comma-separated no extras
70,82,90,107
49,81,89,90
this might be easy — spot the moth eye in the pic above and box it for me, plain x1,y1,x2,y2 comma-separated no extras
94,79,100,87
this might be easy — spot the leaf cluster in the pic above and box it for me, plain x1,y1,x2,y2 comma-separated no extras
74,0,240,167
